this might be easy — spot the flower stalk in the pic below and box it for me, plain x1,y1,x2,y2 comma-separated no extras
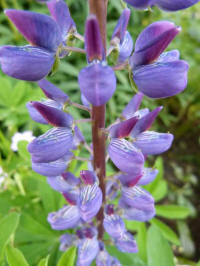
89,0,108,239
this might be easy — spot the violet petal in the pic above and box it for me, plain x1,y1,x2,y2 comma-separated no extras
38,79,69,104
157,0,199,11
112,8,131,42
77,238,99,266
103,214,126,239
122,92,143,119
48,205,80,230
133,131,174,155
79,63,116,106
29,101,73,127
132,21,180,66
118,31,133,63
124,0,154,9
115,232,138,253
28,127,74,163
78,183,102,222
108,139,144,174
0,45,54,81
133,60,189,98
137,168,158,185
5,9,61,51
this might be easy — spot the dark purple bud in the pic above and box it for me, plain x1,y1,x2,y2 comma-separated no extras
122,92,143,119
131,106,162,137
80,170,97,185
137,168,158,185
32,153,72,176
0,46,54,81
124,0,154,9
59,233,77,251
112,8,131,42
29,101,73,127
108,139,144,174
5,9,61,51
38,79,69,104
131,21,180,66
85,15,104,62
79,63,116,106
133,131,174,155
78,227,98,239
103,214,126,239
28,128,74,163
133,60,189,98
48,205,80,230
77,238,99,266
105,204,115,215
157,0,199,11
47,0,75,39
78,183,103,221
109,116,139,138
115,232,138,253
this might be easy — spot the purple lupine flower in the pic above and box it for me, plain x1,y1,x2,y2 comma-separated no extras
48,205,80,230
115,232,138,253
32,152,73,176
78,15,116,106
106,179,119,200
111,8,133,63
130,21,189,98
108,138,144,175
124,0,199,11
0,1,74,81
59,233,77,251
78,182,103,221
96,242,121,266
47,172,80,192
77,227,99,266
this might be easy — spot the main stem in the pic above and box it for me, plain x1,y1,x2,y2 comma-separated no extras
89,0,108,239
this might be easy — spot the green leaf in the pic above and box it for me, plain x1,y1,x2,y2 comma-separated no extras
150,218,180,246
6,245,29,266
0,212,20,259
136,223,147,262
57,247,76,266
150,180,168,202
38,255,50,266
146,157,163,194
147,225,175,266
156,205,190,219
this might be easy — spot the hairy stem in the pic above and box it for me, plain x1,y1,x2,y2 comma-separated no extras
89,0,108,239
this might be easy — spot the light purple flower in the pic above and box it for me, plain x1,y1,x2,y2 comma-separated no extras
48,205,80,230
115,232,138,253
78,183,103,221
59,233,77,251
77,238,99,266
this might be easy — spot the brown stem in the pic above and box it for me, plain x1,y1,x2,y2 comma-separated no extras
89,0,108,239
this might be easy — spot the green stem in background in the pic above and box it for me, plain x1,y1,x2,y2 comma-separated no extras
89,0,108,240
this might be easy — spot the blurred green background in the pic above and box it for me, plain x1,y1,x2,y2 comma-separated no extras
0,0,199,265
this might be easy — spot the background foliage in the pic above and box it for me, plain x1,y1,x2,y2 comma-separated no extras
0,0,199,265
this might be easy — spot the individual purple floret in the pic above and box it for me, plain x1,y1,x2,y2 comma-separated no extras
96,242,121,266
124,0,199,11
59,233,77,251
0,1,75,81
78,15,116,106
111,8,133,63
130,21,189,98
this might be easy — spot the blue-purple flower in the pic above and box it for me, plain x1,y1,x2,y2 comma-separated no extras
130,21,189,98
0,0,75,81
124,0,199,11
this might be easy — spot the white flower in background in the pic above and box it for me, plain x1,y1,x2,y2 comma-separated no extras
11,131,35,151
0,166,7,187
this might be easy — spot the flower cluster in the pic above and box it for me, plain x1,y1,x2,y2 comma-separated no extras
0,0,199,265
